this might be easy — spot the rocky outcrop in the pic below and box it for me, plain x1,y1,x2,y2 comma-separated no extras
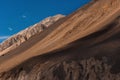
0,53,120,80
0,0,120,80
0,14,65,52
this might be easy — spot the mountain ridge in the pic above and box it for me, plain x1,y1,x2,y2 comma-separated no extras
0,0,120,80
0,14,65,54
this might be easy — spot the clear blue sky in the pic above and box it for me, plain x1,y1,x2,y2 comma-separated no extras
0,0,91,42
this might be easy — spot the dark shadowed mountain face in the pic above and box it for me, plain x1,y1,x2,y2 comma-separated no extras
0,0,120,80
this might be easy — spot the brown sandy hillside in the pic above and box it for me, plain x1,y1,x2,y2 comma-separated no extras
0,0,120,80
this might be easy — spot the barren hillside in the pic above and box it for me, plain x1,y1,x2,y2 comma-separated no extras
0,0,120,80
0,14,65,53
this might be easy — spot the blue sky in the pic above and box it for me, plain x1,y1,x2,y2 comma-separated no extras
0,0,91,42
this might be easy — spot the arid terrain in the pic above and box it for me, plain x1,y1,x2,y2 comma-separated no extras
0,0,120,80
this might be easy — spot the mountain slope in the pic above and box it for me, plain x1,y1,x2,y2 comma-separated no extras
0,14,65,53
0,0,120,80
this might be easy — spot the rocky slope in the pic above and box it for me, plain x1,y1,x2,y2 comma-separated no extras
0,14,65,53
1,55,120,80
0,0,120,80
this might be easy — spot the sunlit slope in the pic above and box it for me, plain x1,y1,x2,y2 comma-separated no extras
0,0,120,73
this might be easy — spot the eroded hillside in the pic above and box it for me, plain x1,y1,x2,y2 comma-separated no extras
0,0,120,80
0,14,65,53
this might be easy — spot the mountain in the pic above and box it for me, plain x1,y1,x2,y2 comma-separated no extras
0,0,120,80
0,14,65,54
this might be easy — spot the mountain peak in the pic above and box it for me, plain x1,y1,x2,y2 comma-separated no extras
40,14,65,27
